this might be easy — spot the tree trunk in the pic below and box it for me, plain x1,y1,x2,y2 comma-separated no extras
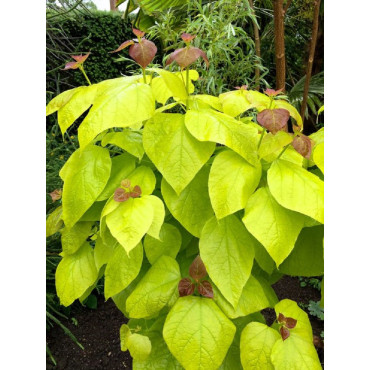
273,0,286,91
248,0,261,90
110,0,117,11
300,0,321,121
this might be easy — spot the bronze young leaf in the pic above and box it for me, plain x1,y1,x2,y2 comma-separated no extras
130,185,142,198
292,134,313,159
280,326,290,341
189,255,207,281
49,189,62,202
114,188,130,202
257,108,290,134
198,281,214,298
178,278,195,297
111,29,157,69
63,52,90,70
285,317,297,329
166,33,209,69
264,88,284,97
121,179,131,189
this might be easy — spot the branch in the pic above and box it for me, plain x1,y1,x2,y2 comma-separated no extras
300,0,321,121
273,0,286,91
248,0,262,90
283,0,293,15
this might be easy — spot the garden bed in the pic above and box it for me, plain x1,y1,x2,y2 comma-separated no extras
46,275,323,369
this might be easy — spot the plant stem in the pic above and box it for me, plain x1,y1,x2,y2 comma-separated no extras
257,127,266,150
186,67,190,95
186,67,190,109
142,68,147,83
79,66,91,85
276,144,289,159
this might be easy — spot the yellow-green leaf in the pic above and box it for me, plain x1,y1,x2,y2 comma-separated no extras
240,322,280,370
214,275,278,319
96,153,136,201
268,159,324,223
144,223,182,264
78,82,155,150
161,166,214,237
61,221,93,255
104,242,143,299
58,84,97,135
219,90,254,117
313,142,324,174
56,242,98,306
209,149,261,219
93,235,117,271
101,130,145,159
243,187,306,267
46,206,63,237
145,195,165,239
199,215,255,308
126,166,156,196
126,255,181,318
271,333,322,370
147,68,187,101
106,197,154,254
258,131,293,159
61,145,111,228
163,296,236,370
143,113,215,194
185,109,259,167
279,225,324,277
46,87,81,116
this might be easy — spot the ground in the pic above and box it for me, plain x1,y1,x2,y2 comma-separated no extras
46,276,323,369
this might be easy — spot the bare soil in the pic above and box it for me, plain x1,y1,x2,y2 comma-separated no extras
46,276,323,369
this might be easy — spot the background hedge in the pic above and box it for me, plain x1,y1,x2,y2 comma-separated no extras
46,10,145,98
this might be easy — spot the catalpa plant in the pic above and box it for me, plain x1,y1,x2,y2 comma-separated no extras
46,31,324,369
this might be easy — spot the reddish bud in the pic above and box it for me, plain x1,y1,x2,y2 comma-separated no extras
121,179,131,188
63,53,90,70
285,317,297,329
292,134,313,159
181,33,196,43
235,85,248,90
166,47,209,69
264,88,284,97
114,188,130,202
133,28,145,38
49,189,62,202
189,255,207,281
257,108,290,134
178,278,195,297
130,185,142,198
110,40,134,53
198,281,214,298
280,326,290,341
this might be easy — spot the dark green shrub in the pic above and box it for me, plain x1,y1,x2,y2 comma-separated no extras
47,10,138,96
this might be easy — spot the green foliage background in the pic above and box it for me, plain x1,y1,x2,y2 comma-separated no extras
47,10,137,96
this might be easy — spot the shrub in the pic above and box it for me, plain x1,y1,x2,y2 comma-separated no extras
46,10,138,95
46,31,324,369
